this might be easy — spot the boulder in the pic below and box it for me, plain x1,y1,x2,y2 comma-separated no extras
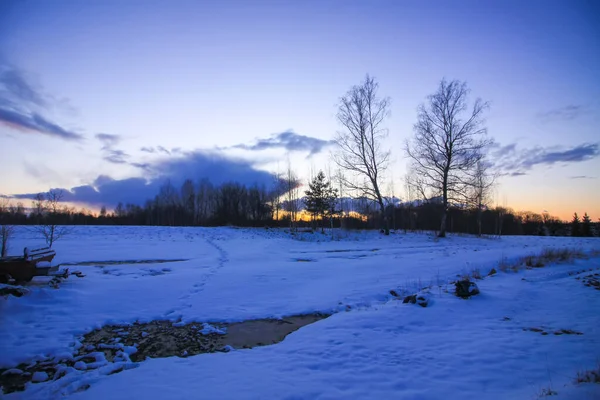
32,371,49,383
402,294,416,304
455,280,480,298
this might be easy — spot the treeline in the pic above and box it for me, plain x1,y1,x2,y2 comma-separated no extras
387,203,598,237
1,180,598,237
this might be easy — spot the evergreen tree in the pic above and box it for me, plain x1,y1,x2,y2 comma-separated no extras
304,171,338,233
581,212,592,237
571,212,581,237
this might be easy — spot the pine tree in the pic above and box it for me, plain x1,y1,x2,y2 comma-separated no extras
571,212,581,237
304,171,338,233
581,212,592,237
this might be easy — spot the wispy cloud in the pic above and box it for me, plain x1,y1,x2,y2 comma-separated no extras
94,132,130,164
0,67,45,107
0,108,83,140
570,175,596,180
103,149,130,164
230,130,334,156
0,63,83,141
95,133,121,148
537,104,588,122
139,146,179,155
492,142,599,176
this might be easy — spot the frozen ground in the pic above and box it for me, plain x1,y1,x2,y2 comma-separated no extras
1,226,599,399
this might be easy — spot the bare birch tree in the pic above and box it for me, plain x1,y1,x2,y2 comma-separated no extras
284,161,300,232
406,79,492,237
468,160,495,236
334,75,391,234
33,189,73,247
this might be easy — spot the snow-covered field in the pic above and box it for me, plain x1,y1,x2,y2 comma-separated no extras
1,226,599,399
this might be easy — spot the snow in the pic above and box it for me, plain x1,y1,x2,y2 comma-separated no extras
73,361,87,371
199,323,226,335
1,226,599,399
31,371,49,383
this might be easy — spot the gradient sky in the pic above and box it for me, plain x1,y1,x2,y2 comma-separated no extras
0,0,599,220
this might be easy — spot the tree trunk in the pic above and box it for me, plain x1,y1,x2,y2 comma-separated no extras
439,210,447,238
378,199,389,235
439,170,449,238
1,236,7,257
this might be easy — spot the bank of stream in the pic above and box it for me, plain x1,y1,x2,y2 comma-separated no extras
0,313,330,394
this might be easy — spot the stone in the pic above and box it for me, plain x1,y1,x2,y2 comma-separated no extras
1,368,23,376
455,280,480,298
31,371,49,383
74,361,87,371
402,292,429,307
402,294,416,304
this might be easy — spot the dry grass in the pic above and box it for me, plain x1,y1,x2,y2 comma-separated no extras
575,365,600,384
461,268,483,281
498,248,587,274
537,387,558,397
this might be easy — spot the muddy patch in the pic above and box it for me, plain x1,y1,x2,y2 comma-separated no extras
0,313,329,395
97,266,172,277
61,259,188,266
83,314,329,361
324,248,379,253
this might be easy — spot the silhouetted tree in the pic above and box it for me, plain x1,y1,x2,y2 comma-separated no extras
196,179,215,225
33,189,73,247
571,213,581,237
581,212,592,237
304,171,338,233
181,179,195,225
334,75,391,234
406,79,492,237
468,160,495,237
0,198,16,257
284,162,301,232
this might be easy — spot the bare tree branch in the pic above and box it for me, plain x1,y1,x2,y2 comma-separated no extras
405,79,493,237
334,74,391,234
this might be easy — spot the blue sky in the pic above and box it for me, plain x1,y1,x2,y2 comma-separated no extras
0,0,598,219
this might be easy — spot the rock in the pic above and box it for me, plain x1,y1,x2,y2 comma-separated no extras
0,284,29,297
32,371,49,382
74,361,87,370
455,280,480,298
1,368,23,376
402,292,429,307
488,268,497,276
415,293,430,307
402,294,416,304
390,290,400,297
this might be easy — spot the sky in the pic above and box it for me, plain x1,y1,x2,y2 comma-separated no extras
0,0,599,220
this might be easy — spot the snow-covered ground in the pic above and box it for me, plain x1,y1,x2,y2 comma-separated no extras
1,226,599,399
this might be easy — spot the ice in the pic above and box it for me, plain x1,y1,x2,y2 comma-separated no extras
199,323,226,335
